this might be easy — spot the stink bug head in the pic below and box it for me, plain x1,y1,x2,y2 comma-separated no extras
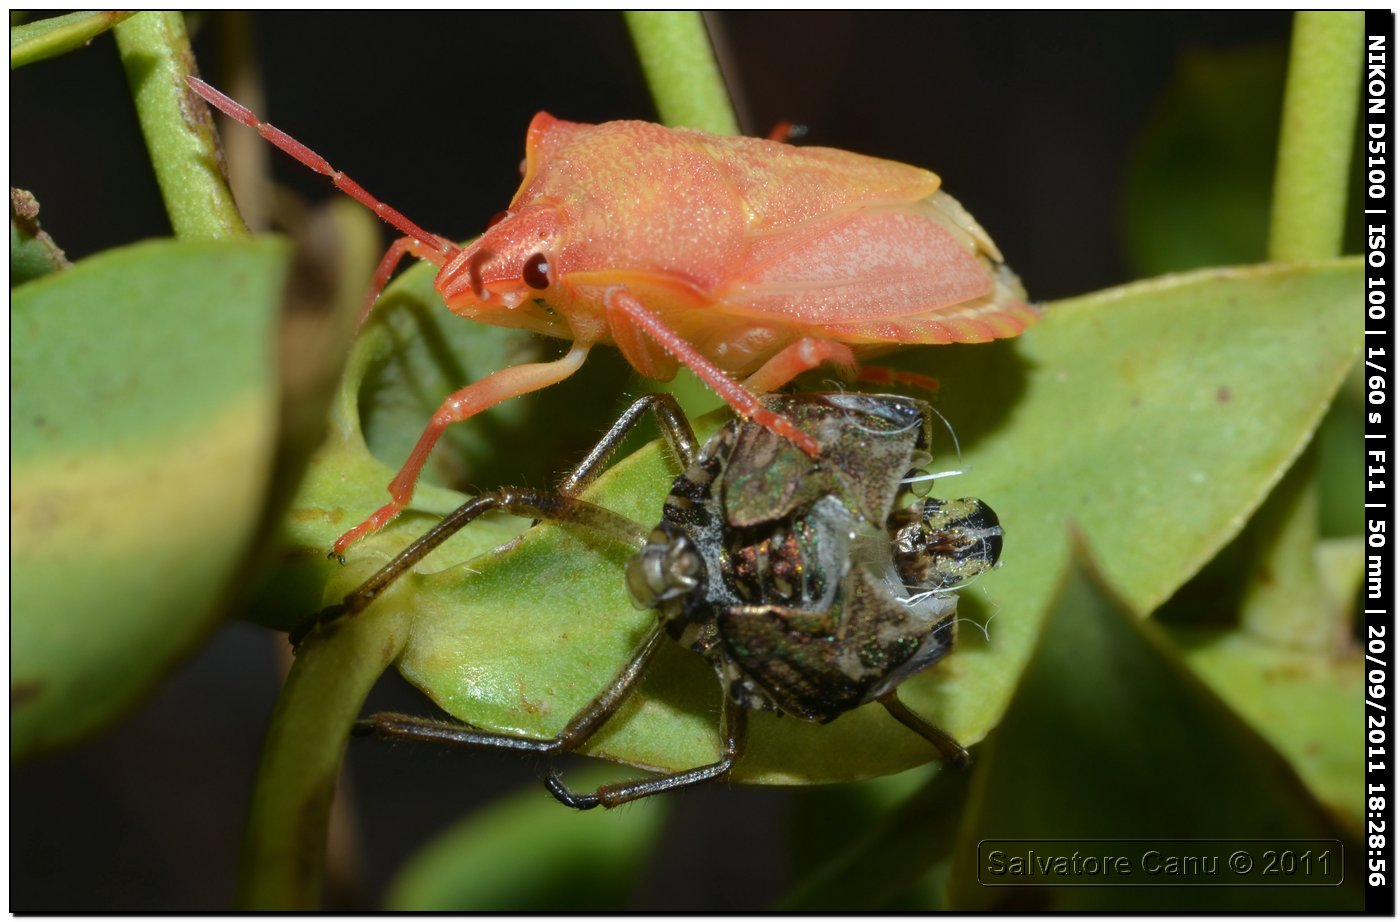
437,204,566,330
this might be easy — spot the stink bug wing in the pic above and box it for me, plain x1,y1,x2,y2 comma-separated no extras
729,208,996,318
696,138,1030,342
723,197,1035,344
697,135,942,230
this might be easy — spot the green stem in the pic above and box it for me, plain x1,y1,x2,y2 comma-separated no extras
11,187,70,284
9,10,136,70
237,573,413,909
621,11,738,411
1268,11,1364,262
114,12,247,240
1246,12,1363,653
624,11,739,135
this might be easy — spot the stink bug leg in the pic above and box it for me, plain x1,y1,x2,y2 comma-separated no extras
740,337,859,393
329,343,592,559
358,236,453,329
604,288,824,456
854,366,941,394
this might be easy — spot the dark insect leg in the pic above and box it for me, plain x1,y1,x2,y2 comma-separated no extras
294,488,648,645
556,392,699,496
302,394,705,646
297,393,701,645
544,687,749,810
357,625,667,756
878,691,969,767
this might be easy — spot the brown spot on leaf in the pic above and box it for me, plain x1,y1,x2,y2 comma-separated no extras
11,681,45,708
1217,386,1232,403
290,506,343,524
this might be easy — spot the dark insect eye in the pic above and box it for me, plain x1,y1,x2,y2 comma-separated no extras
486,210,509,228
522,253,550,290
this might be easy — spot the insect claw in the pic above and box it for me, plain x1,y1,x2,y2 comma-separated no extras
288,622,312,649
545,769,600,810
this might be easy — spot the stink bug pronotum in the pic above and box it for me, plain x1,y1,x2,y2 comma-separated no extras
313,393,1003,808
186,77,1035,560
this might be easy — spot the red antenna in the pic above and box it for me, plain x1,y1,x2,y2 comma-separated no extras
187,76,454,258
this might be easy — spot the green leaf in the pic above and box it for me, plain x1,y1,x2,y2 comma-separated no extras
779,766,967,910
1235,12,1365,667
309,259,1361,786
943,541,1360,911
9,10,135,70
1316,362,1365,537
1154,517,1362,831
12,238,288,757
385,767,669,910
1167,617,1364,836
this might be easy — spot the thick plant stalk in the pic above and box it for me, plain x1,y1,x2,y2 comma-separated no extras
114,12,247,240
238,573,413,909
1268,11,1365,260
624,11,740,135
1245,12,1363,651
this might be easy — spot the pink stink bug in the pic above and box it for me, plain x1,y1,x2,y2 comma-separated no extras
186,77,1038,560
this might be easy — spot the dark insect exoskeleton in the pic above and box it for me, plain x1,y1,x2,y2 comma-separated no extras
316,393,1002,809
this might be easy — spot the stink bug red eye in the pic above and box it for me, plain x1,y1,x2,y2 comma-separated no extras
486,210,510,228
522,253,550,290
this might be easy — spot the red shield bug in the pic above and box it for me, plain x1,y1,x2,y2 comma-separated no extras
311,393,1002,808
186,77,1036,560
